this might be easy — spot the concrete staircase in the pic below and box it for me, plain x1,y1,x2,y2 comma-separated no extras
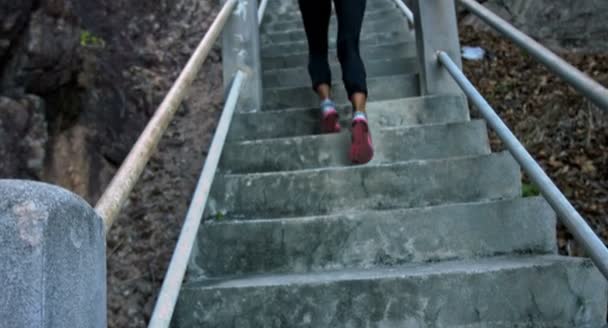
173,0,607,326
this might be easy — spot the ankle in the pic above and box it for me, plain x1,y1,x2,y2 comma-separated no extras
353,111,367,121
321,98,336,109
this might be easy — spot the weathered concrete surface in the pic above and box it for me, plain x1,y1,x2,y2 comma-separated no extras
262,1,399,25
261,21,409,44
221,120,490,173
261,9,406,34
194,198,556,276
263,56,419,88
461,0,608,53
175,256,607,327
264,0,393,15
262,29,413,57
176,0,608,325
227,95,470,141
264,74,419,110
262,17,410,44
0,180,106,328
262,42,416,70
207,152,521,219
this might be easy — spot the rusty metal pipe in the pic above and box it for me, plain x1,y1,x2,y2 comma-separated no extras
94,0,238,232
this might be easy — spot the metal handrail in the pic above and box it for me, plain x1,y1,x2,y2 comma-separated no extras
94,0,238,232
147,70,246,328
258,0,269,25
437,51,608,280
391,0,414,27
458,0,608,112
147,5,269,327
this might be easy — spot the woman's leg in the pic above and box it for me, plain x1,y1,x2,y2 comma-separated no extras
298,0,340,133
334,0,367,111
298,0,332,100
334,0,373,164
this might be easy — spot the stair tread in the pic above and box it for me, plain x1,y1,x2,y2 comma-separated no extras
185,255,588,289
173,0,608,325
262,40,414,60
207,152,521,220
228,95,470,141
194,197,557,277
262,11,407,32
221,120,491,173
263,74,419,110
220,151,506,178
261,29,413,50
176,254,606,327
228,120,484,145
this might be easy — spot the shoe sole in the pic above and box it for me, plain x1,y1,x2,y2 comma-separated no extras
321,110,341,134
349,121,374,164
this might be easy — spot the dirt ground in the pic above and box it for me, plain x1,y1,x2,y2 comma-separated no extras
459,25,608,256
105,24,608,327
106,59,224,327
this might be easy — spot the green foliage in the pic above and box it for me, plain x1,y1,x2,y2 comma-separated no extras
80,30,106,48
214,211,225,221
522,183,541,198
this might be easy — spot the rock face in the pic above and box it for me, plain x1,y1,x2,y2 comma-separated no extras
460,0,608,53
0,96,47,179
0,0,216,202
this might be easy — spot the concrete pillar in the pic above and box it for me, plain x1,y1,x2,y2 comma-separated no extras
0,180,106,328
412,0,462,95
222,0,263,112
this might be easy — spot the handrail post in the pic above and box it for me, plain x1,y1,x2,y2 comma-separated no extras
1,180,106,327
412,0,462,95
222,0,263,112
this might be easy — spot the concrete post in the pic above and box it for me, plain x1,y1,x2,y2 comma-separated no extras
0,180,106,328
412,0,462,95
222,0,263,112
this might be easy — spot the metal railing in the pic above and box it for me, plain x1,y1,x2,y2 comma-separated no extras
458,0,608,112
90,0,267,324
94,0,239,232
437,51,608,280
400,0,608,279
394,0,608,280
147,70,246,327
258,0,270,25
96,0,608,325
147,3,269,327
392,0,414,27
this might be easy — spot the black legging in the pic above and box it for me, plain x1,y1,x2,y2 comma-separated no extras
298,0,368,98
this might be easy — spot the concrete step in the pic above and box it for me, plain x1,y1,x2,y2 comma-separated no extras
261,29,413,57
262,18,411,45
228,95,470,141
220,120,490,173
206,152,521,219
263,56,418,89
193,198,556,277
174,256,607,327
261,20,410,44
263,74,419,111
262,42,416,70
262,9,406,33
263,0,399,19
262,2,400,25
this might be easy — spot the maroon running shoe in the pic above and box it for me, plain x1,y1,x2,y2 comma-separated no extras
320,99,341,133
349,113,374,164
